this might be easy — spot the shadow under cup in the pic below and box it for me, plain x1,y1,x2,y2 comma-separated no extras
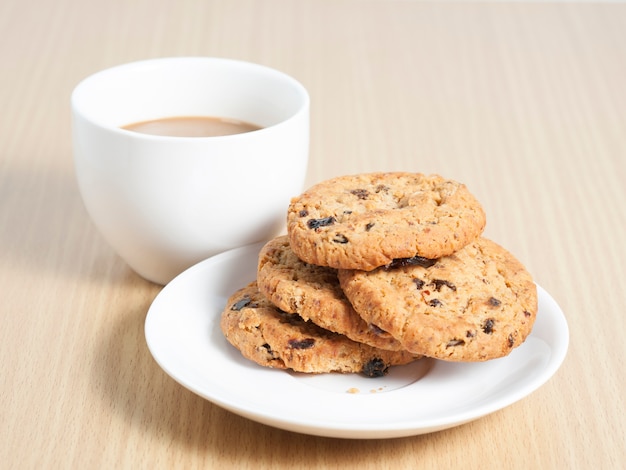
72,57,310,285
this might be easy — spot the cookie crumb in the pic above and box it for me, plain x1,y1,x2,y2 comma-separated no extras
347,387,360,394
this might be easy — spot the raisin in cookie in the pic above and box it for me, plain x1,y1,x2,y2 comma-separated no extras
257,235,404,351
338,238,537,362
287,172,486,271
220,282,419,376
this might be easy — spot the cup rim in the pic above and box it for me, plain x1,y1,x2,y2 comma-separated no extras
71,56,310,141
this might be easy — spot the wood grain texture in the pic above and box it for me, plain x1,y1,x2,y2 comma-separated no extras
1,0,624,468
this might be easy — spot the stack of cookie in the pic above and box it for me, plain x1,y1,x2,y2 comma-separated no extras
220,172,538,377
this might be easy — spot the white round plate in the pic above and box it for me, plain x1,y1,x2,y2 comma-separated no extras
145,242,569,439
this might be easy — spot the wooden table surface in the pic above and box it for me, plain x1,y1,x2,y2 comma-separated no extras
1,0,624,468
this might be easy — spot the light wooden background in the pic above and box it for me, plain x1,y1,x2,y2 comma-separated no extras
1,0,624,468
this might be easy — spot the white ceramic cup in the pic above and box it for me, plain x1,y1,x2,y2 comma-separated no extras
72,57,309,285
